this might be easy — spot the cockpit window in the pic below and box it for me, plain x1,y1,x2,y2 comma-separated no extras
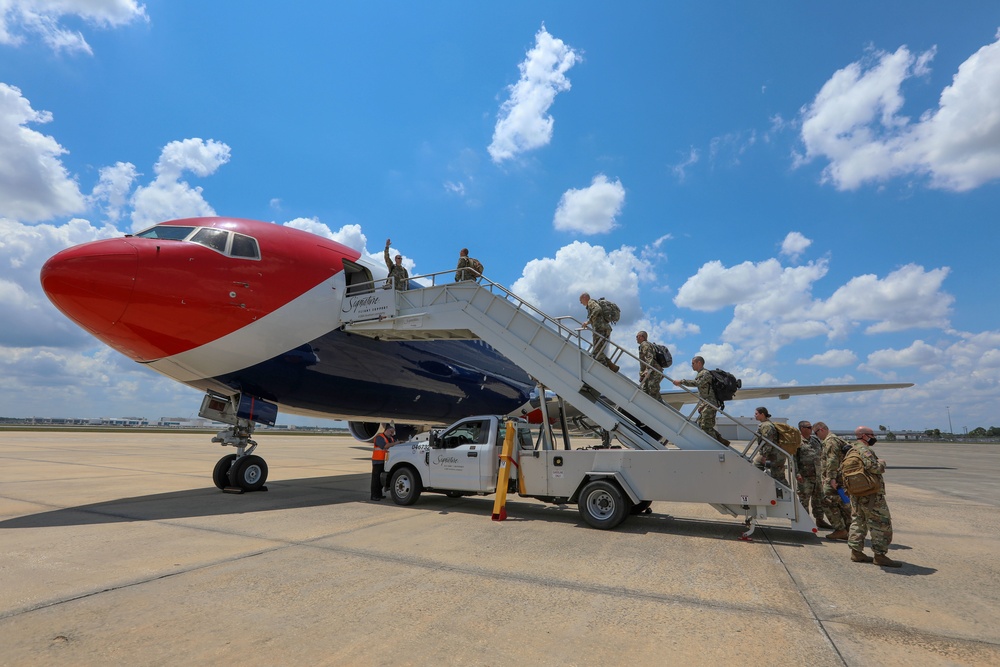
132,224,260,260
134,226,194,240
230,233,260,259
191,228,229,252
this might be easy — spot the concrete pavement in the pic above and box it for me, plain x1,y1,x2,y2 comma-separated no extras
1,431,998,666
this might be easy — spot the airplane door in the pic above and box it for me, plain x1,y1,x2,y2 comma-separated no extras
427,419,489,491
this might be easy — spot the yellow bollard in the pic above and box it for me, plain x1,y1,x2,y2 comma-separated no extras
491,422,517,521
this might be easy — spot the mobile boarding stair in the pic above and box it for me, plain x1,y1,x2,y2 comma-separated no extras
342,275,814,534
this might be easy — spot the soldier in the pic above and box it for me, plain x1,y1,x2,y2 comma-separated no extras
751,407,786,483
579,292,619,372
454,248,479,282
384,238,409,290
672,356,728,445
796,420,832,529
635,331,664,402
846,426,901,567
813,422,853,540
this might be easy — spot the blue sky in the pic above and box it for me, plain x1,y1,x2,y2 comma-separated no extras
2,1,999,432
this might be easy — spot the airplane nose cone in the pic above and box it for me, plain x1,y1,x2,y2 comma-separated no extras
40,238,138,335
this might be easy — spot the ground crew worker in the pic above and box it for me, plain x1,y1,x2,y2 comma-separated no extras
370,425,398,500
384,239,409,290
636,331,663,402
847,426,902,567
814,422,853,540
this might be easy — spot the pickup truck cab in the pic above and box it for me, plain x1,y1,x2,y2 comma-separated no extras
383,415,532,505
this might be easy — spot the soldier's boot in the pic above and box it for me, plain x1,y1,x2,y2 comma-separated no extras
713,431,731,447
825,529,849,540
874,553,902,568
850,549,874,563
815,517,833,530
606,361,620,373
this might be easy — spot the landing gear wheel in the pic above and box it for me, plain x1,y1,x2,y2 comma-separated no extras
630,500,653,515
230,455,268,491
213,454,238,490
578,479,631,529
389,467,422,505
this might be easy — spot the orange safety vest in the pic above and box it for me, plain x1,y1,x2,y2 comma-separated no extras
372,433,394,462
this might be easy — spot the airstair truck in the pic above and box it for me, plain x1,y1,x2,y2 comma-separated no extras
382,415,810,532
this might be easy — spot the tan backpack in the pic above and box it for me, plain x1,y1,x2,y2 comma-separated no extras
773,422,802,455
841,445,881,497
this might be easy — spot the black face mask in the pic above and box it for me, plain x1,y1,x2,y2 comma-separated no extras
867,436,878,445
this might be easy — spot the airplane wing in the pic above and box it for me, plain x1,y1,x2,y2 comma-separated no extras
661,383,914,410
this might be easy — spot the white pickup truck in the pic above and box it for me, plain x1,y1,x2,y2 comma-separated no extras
382,415,810,532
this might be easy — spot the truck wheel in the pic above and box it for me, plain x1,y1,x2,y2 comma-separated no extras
390,467,422,506
578,479,631,529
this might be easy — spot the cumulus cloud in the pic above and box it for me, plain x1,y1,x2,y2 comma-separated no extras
0,216,120,348
796,31,1000,191
488,25,580,163
780,231,812,262
0,0,148,54
553,174,625,234
129,138,230,231
865,339,945,371
797,349,858,367
89,161,139,223
674,252,954,365
0,83,85,221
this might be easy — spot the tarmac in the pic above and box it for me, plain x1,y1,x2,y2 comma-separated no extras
1,430,998,666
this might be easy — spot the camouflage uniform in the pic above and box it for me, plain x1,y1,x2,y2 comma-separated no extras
752,420,786,483
846,441,893,556
677,369,720,438
384,246,409,290
455,256,474,282
795,433,825,523
585,299,613,367
637,340,663,402
821,433,853,531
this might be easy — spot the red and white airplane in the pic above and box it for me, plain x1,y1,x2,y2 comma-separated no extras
40,217,911,490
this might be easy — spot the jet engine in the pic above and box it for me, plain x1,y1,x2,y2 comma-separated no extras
347,421,419,442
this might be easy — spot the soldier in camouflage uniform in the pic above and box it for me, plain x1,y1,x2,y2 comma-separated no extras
672,356,727,445
795,421,832,528
814,422,853,540
751,407,786,483
635,331,663,402
846,426,901,567
384,238,409,290
454,248,479,282
579,293,619,372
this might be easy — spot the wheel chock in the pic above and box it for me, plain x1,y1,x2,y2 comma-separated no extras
223,486,244,494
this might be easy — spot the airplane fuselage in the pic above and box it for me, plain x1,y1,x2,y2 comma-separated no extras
40,217,535,429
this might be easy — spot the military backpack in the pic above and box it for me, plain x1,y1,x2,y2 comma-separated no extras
468,257,484,278
596,297,620,324
652,343,672,368
841,445,881,497
772,422,802,455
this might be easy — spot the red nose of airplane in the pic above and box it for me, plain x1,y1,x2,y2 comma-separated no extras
40,238,138,336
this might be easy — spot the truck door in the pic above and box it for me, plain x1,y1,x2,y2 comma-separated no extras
427,418,491,491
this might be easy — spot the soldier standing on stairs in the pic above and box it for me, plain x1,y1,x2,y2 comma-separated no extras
672,356,729,446
579,292,619,373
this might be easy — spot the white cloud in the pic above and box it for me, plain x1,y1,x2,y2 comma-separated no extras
0,216,120,348
796,31,1000,192
129,138,230,231
488,25,580,163
865,339,944,371
553,174,625,234
674,255,953,365
0,0,148,54
780,231,812,262
0,83,85,221
797,349,858,367
671,148,700,181
814,264,953,334
89,161,138,223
